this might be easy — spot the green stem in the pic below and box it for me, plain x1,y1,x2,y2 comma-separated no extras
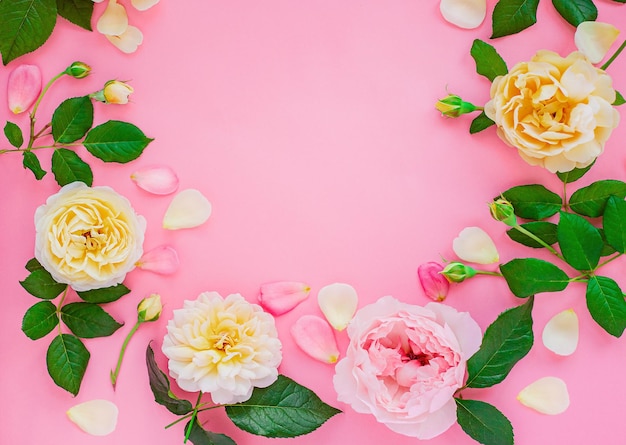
55,286,70,334
184,393,204,443
474,269,502,277
595,252,623,271
601,39,626,71
28,71,66,150
110,319,142,388
163,403,217,430
562,182,569,212
513,224,564,261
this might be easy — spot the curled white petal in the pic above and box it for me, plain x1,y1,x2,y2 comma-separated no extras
575,21,620,64
452,226,499,264
131,0,159,10
317,283,358,331
542,309,578,356
67,399,118,436
97,0,128,36
517,377,569,415
440,0,486,29
106,25,144,54
163,189,212,230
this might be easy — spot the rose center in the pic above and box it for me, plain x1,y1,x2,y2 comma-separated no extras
211,332,236,351
404,351,434,366
82,230,104,251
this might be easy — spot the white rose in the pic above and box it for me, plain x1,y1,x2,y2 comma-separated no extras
34,182,146,291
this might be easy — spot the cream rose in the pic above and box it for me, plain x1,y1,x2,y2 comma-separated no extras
34,182,146,291
162,292,282,404
485,50,620,173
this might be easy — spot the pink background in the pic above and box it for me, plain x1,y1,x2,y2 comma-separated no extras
2,1,626,444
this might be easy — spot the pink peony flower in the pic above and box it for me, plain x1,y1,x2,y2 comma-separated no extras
333,296,482,439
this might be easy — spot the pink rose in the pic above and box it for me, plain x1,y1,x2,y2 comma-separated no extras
333,296,482,439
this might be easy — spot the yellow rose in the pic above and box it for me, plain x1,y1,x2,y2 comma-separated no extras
34,182,146,291
485,50,620,173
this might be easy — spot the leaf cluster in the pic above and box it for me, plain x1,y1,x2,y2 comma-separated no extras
146,345,341,444
20,258,129,395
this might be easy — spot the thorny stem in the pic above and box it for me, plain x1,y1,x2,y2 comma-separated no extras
601,39,626,71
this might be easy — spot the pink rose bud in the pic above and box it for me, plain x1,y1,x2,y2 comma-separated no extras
290,314,340,364
417,262,450,301
258,281,311,315
135,245,179,275
7,64,42,114
131,165,179,195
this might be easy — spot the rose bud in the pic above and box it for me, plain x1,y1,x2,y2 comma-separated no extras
417,262,450,301
435,94,478,117
7,64,42,114
441,262,477,283
137,293,162,322
489,197,517,227
258,281,311,315
65,61,91,79
291,314,340,364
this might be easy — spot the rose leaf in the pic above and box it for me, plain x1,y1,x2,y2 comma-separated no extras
569,180,626,217
469,111,495,134
51,148,93,187
456,398,513,445
77,283,130,304
586,276,626,337
498,184,562,220
556,162,595,184
500,258,569,298
22,151,47,180
83,120,154,163
185,419,237,445
145,344,194,415
51,96,94,143
470,39,508,82
60,302,123,338
4,121,23,148
491,0,540,38
552,0,598,27
603,196,626,253
557,211,603,271
20,268,68,300
56,0,94,31
46,333,90,396
506,221,558,249
22,301,59,340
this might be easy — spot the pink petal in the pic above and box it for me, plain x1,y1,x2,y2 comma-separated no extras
258,281,311,315
417,262,450,301
131,166,179,195
136,245,179,274
291,314,340,364
7,65,42,114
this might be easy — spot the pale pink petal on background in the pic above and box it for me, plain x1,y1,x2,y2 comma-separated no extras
7,64,42,114
131,165,179,195
67,400,118,436
542,309,578,356
97,0,128,36
136,245,179,274
452,226,499,264
417,262,450,301
131,0,160,11
517,377,570,415
291,314,340,363
258,281,311,315
106,25,144,54
163,189,212,230
440,0,486,29
575,21,620,64
317,282,358,331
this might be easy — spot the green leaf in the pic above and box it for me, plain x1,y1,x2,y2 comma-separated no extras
557,211,603,271
469,111,496,134
500,258,569,298
599,228,618,257
60,302,123,338
491,0,540,38
456,398,514,445
586,276,626,337
46,333,89,395
51,148,93,186
226,375,341,438
470,39,508,82
51,96,94,143
602,196,626,253
186,419,237,445
77,283,130,304
0,0,58,65
556,161,594,184
56,0,93,30
146,345,194,416
4,121,23,147
569,180,626,217
25,257,44,272
466,298,534,388
22,301,59,340
83,120,153,163
20,269,68,300
552,0,597,26
614,91,625,106
506,221,558,248
500,184,562,220
22,151,47,180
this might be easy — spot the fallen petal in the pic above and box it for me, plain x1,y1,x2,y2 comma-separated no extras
575,21,620,64
7,64,42,114
136,245,179,274
452,226,499,264
163,189,212,230
106,25,144,54
291,314,340,363
131,0,160,10
542,309,578,356
517,377,569,415
131,165,179,195
97,0,128,36
417,262,450,301
258,281,311,315
440,0,487,29
317,282,358,331
67,399,118,436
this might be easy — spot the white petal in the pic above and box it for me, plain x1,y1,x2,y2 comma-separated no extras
317,283,358,331
452,226,499,264
131,0,159,10
163,189,212,230
517,377,570,415
67,399,118,436
97,0,128,36
542,309,578,356
440,0,486,29
575,21,620,64
106,25,144,54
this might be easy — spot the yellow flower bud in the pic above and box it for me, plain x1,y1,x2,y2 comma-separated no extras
435,94,478,117
489,197,517,226
137,294,162,322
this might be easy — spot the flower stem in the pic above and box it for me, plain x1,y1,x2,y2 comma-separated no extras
110,319,142,389
513,224,564,261
183,393,204,443
28,71,66,150
474,269,502,277
601,39,626,70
